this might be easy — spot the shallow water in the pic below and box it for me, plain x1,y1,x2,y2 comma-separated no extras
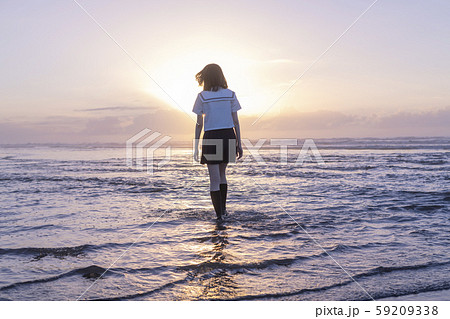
0,138,449,300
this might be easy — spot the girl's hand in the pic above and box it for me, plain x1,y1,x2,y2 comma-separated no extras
194,148,199,162
236,144,243,159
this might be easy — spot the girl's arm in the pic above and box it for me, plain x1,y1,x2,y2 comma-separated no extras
194,114,203,161
232,111,243,159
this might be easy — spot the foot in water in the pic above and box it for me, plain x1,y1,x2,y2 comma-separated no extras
210,190,223,220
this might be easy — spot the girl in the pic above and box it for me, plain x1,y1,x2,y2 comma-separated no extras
192,64,243,220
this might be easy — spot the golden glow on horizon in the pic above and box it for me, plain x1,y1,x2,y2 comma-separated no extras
141,46,299,117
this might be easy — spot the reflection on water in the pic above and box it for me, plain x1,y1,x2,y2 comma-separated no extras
181,221,238,300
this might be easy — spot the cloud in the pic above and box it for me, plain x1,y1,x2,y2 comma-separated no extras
250,110,360,130
242,107,450,138
75,106,154,112
0,107,194,144
264,59,298,64
0,106,449,144
369,108,450,128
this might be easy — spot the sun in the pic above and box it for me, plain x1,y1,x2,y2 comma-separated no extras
141,48,266,116
138,40,301,119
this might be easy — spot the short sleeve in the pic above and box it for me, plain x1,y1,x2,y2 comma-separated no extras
192,94,203,115
231,93,242,112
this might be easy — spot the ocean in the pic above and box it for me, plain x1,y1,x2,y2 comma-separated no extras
0,137,449,301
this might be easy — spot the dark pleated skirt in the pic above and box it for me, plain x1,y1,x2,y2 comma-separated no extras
200,128,237,165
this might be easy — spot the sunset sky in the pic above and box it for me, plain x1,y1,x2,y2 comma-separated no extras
1,0,449,143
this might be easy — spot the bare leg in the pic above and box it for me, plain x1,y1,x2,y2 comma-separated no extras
207,164,221,191
219,163,228,184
